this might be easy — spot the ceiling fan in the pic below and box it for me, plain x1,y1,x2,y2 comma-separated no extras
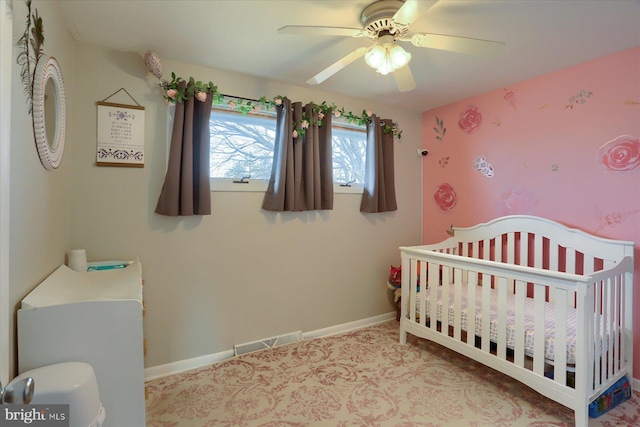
278,0,505,92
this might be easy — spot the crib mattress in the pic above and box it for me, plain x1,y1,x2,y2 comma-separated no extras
414,286,579,365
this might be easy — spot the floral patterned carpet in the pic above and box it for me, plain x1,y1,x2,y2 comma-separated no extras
146,321,639,426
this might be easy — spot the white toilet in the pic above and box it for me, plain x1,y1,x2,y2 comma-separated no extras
9,362,106,427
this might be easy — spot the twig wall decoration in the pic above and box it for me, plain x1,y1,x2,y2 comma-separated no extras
17,0,43,115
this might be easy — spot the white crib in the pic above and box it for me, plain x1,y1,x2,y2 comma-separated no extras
399,215,634,426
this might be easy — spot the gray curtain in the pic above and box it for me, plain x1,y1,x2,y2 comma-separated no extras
360,115,397,213
262,98,334,211
155,81,213,216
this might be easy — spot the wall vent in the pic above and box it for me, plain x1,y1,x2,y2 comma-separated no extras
233,330,303,356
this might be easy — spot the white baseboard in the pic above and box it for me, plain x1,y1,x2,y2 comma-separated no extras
146,313,640,389
144,311,397,381
144,349,235,381
301,312,396,340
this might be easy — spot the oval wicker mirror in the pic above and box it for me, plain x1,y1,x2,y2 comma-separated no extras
32,55,66,170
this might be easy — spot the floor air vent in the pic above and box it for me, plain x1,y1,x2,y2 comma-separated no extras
234,330,303,356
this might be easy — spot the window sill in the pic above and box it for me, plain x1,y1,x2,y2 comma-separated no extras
210,179,363,194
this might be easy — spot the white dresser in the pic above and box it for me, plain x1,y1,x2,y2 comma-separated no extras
18,260,146,427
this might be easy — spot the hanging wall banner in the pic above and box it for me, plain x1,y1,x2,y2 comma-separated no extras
96,101,145,167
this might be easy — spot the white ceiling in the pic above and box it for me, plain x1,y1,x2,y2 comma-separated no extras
58,0,640,112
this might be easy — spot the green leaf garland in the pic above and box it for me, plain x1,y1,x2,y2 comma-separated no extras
161,73,402,139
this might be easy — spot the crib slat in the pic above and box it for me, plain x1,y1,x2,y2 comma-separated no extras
419,261,428,327
454,268,462,340
554,288,568,386
442,266,451,334
514,280,526,368
534,234,543,269
613,274,621,373
549,240,559,272
481,275,491,354
605,276,613,380
507,232,515,264
428,262,439,332
472,241,479,259
533,283,546,375
614,275,627,371
497,276,508,360
566,249,576,274
548,239,559,304
481,239,491,354
520,232,529,267
506,232,516,294
566,249,577,308
594,279,602,388
584,254,595,275
482,239,490,261
467,271,478,347
460,243,469,284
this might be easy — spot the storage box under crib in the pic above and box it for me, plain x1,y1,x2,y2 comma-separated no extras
588,376,632,418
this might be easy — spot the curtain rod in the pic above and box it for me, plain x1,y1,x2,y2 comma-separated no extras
158,83,264,104
219,93,264,104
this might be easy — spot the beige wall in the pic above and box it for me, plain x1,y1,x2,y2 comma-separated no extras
8,0,74,377
68,43,423,368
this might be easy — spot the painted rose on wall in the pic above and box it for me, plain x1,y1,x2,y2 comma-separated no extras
434,183,457,211
498,188,538,215
595,209,639,232
598,135,640,173
458,106,482,134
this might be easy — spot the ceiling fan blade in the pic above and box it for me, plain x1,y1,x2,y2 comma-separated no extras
278,25,365,37
306,47,368,85
393,65,416,92
393,0,439,26
410,33,505,56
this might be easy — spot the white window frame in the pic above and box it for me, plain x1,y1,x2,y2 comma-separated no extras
208,106,366,194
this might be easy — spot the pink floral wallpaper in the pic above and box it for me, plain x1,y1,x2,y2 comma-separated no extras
421,46,640,376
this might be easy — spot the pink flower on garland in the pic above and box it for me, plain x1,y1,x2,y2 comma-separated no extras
166,89,178,100
195,91,207,102
458,106,482,134
434,183,457,211
598,135,640,173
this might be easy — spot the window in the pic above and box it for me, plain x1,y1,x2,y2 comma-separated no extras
209,107,366,193
209,109,276,181
332,125,366,187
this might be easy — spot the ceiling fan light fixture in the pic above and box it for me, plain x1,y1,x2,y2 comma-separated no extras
364,41,411,76
364,45,386,68
389,44,411,68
